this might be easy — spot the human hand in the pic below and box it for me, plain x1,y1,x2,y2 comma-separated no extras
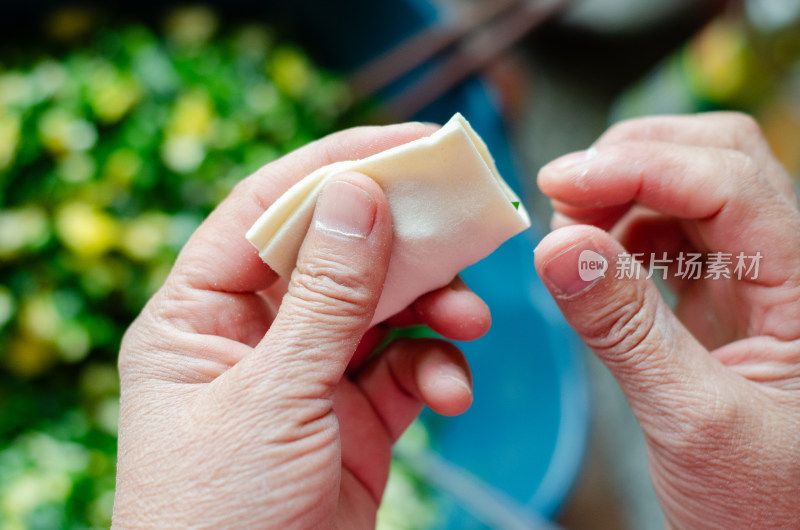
112,123,490,529
534,113,800,528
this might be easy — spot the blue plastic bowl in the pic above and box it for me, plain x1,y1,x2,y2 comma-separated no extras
285,0,590,523
416,90,590,524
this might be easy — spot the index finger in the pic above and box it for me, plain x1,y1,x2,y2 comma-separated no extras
538,140,800,287
595,112,797,201
169,122,440,294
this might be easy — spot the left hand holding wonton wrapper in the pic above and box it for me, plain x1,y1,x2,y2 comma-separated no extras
116,120,490,528
247,113,531,325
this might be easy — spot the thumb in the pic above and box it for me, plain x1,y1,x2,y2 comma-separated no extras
244,172,393,391
534,225,729,426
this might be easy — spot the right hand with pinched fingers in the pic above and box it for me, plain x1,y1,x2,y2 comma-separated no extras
534,112,800,529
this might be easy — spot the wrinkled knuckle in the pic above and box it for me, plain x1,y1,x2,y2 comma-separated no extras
117,312,166,386
234,164,283,213
231,175,259,205
143,282,194,332
291,256,372,318
725,111,764,142
733,151,759,176
669,390,747,457
583,286,659,367
719,149,760,185
230,174,252,197
314,129,354,166
689,393,742,439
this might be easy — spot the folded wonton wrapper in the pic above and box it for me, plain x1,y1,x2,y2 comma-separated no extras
246,113,531,326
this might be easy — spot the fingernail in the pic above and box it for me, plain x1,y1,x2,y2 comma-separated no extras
440,364,472,395
543,239,608,298
315,180,376,238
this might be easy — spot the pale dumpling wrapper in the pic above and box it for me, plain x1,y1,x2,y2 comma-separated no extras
246,113,531,325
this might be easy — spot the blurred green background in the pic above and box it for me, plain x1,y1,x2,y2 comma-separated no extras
2,1,800,529
0,7,349,528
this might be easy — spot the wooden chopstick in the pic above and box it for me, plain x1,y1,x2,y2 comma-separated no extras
351,0,571,123
349,0,525,102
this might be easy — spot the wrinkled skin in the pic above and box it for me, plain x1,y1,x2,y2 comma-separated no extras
113,123,491,529
535,112,800,529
